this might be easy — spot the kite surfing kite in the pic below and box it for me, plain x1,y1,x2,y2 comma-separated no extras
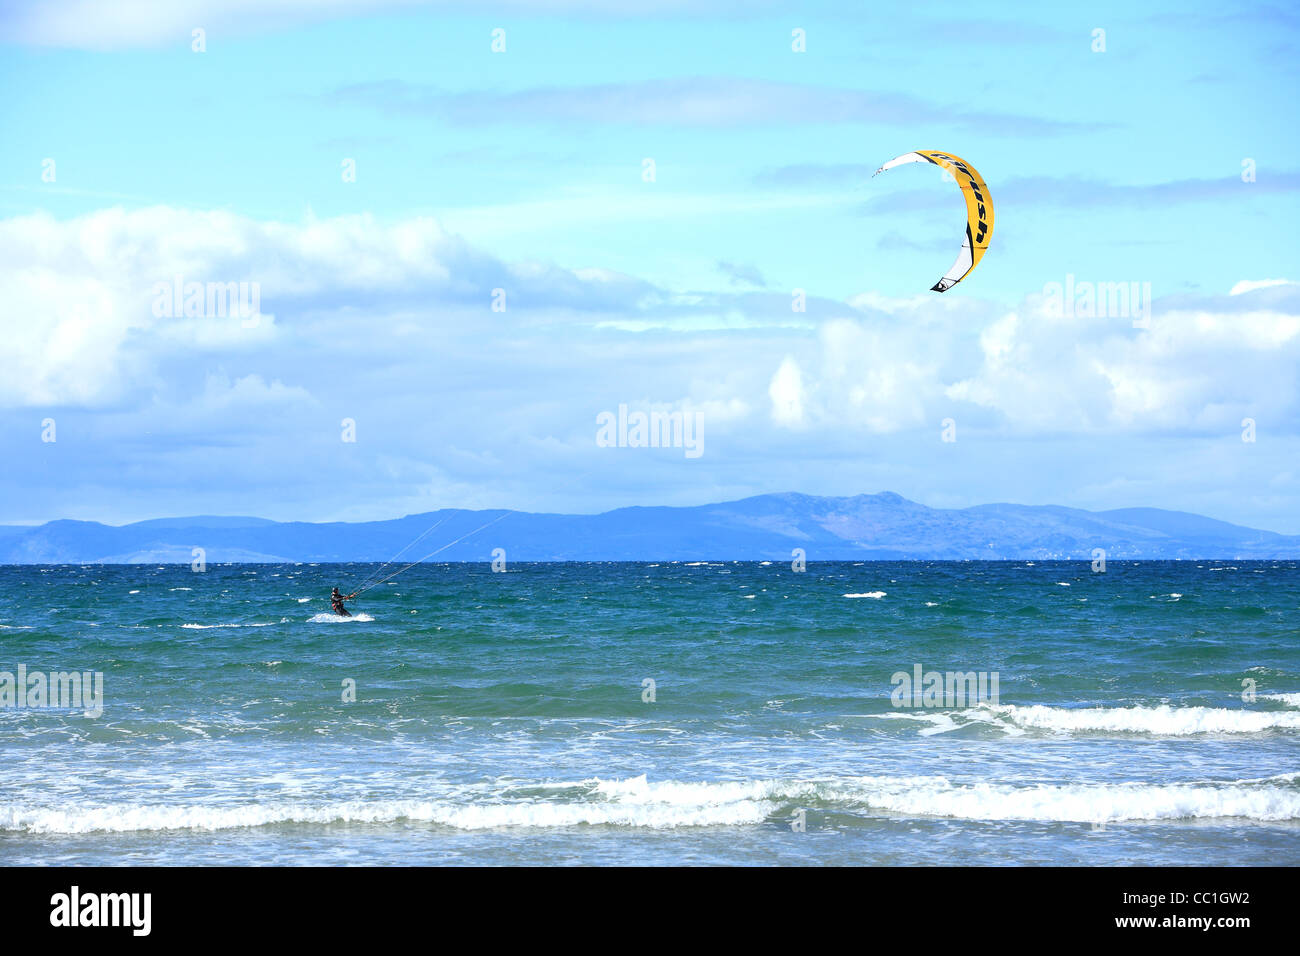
872,150,993,292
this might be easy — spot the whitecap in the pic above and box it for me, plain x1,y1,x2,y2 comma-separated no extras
983,702,1300,735
6,771,1298,834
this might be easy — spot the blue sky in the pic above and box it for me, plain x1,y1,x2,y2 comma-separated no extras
2,0,1298,531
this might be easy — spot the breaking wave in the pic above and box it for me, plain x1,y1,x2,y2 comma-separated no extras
984,703,1300,735
4,772,1296,834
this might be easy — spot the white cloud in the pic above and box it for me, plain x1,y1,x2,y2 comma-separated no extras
3,205,1297,527
1013,306,1296,432
1229,278,1296,295
768,357,804,427
778,291,1300,437
202,372,313,409
0,206,643,408
8,206,1297,443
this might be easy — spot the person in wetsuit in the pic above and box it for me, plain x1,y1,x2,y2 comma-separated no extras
330,587,357,616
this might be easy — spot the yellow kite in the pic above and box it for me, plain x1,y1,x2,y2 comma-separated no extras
873,150,994,292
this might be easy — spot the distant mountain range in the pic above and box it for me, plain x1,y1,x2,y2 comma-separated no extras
1,493,1297,563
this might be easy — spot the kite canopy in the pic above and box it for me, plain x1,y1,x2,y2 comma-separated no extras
872,150,993,292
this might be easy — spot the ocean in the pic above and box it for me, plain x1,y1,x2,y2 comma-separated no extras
1,560,1297,866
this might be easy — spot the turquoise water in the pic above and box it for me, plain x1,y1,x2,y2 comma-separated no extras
2,560,1298,865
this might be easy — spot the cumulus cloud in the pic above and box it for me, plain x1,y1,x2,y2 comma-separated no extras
0,206,658,408
772,289,1300,438
3,206,1296,525
9,207,1295,438
768,357,804,426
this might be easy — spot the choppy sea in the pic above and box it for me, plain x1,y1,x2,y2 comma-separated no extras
1,560,1297,865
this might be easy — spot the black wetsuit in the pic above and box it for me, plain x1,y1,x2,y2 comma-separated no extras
331,592,351,616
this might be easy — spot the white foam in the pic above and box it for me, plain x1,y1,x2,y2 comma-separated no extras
180,622,276,629
985,703,1300,735
4,771,1297,833
308,613,375,623
825,774,1300,824
871,712,961,736
435,800,768,829
843,591,887,599
593,774,776,805
0,775,778,834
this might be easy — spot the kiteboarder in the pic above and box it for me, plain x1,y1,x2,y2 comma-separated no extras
330,587,356,617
